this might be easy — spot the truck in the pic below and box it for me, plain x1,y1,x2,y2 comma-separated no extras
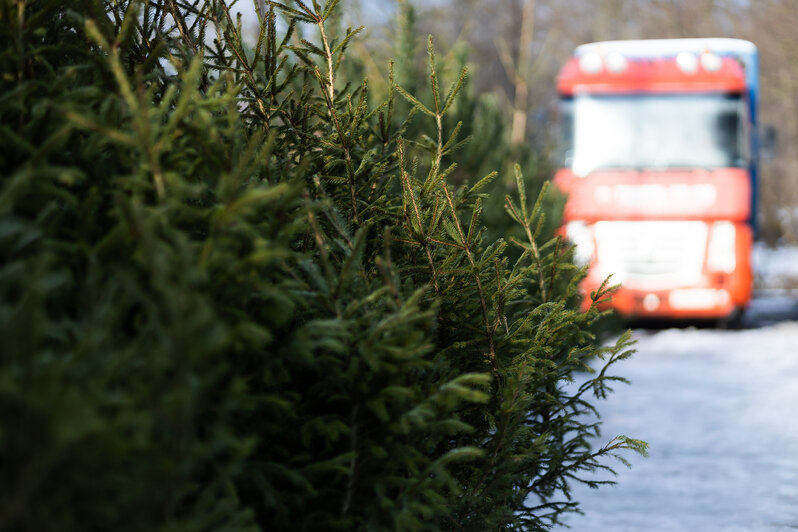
555,38,762,322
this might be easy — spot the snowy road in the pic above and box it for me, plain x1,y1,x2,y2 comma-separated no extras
560,296,798,531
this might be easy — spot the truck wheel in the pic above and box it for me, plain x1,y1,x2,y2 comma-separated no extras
718,307,745,329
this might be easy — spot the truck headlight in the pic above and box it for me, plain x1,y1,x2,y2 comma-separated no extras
707,222,736,274
566,221,594,267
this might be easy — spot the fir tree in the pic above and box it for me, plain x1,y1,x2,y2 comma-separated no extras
0,1,645,530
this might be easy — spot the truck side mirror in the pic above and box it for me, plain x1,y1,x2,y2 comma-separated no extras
760,124,777,160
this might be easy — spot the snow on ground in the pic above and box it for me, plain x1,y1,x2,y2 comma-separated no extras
753,243,798,293
556,245,798,531
560,322,798,531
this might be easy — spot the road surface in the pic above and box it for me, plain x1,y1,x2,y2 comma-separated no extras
560,296,798,531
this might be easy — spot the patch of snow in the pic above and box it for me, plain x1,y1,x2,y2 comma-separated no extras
753,243,798,292
560,321,798,531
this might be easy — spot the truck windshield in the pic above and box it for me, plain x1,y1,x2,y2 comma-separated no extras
560,93,748,176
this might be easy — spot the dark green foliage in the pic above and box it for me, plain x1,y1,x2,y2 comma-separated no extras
0,1,644,530
385,0,564,248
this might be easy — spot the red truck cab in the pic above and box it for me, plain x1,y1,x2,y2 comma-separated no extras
555,39,759,321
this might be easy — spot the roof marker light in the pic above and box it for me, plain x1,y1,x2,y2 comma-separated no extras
701,52,723,72
606,51,628,73
579,52,603,74
676,51,699,74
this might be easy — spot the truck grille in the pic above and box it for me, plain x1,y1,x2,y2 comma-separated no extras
593,221,707,288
